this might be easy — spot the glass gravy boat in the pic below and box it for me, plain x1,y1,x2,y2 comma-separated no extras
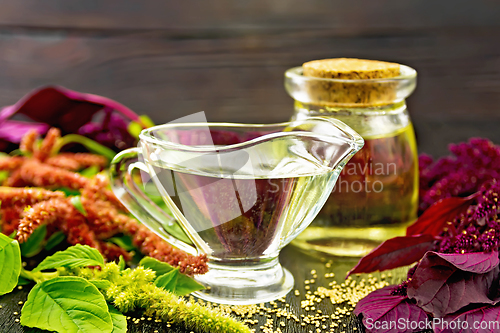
110,117,363,305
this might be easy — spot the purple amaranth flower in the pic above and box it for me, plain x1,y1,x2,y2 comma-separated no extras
437,180,500,254
390,280,409,297
419,138,500,212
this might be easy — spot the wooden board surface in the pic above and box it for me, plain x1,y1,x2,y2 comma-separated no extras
0,1,499,158
0,0,499,31
1,245,422,333
0,29,498,158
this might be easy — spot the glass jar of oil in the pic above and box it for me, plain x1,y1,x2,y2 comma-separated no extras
285,59,418,257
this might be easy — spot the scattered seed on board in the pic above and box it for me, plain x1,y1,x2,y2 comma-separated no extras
189,267,389,333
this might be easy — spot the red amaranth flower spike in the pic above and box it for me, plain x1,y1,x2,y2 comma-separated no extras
0,206,24,235
33,127,61,161
79,174,208,275
45,153,108,171
0,187,65,207
19,159,89,189
0,156,25,172
16,198,72,243
3,169,27,187
19,129,38,155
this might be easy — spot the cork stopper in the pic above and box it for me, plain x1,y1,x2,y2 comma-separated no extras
301,58,401,106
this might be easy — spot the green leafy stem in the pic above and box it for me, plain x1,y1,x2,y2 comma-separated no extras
55,134,117,160
0,233,250,333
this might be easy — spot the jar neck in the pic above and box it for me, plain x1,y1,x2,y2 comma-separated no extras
293,101,412,139
295,101,407,116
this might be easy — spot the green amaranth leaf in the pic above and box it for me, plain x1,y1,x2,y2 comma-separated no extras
44,231,66,251
8,149,23,156
155,268,205,296
0,170,9,183
58,187,81,196
20,276,113,333
90,280,113,290
108,303,127,333
118,255,126,271
80,165,100,178
20,225,47,258
34,244,104,272
0,232,21,295
107,235,135,251
128,115,155,139
127,121,143,139
70,196,87,216
139,257,174,276
139,115,155,128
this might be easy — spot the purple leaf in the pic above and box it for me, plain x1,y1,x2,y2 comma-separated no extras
407,194,478,237
354,285,429,333
435,305,500,333
348,234,436,275
433,252,499,274
407,252,499,317
0,119,49,142
355,286,407,321
0,86,143,151
0,86,139,129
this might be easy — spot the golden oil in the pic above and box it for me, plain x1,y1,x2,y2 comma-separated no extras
293,123,418,256
285,61,418,256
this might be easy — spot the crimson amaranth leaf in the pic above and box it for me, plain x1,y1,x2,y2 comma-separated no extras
434,304,500,333
348,234,435,276
0,86,140,134
0,86,145,151
407,251,500,317
407,194,478,237
354,285,429,333
434,251,499,274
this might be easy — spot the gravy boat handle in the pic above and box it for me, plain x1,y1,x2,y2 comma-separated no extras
110,147,198,256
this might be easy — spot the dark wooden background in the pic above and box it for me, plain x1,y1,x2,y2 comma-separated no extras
0,3,495,332
0,0,499,156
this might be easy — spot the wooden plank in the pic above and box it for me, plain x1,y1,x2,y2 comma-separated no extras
0,0,499,32
0,29,499,155
0,30,499,120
